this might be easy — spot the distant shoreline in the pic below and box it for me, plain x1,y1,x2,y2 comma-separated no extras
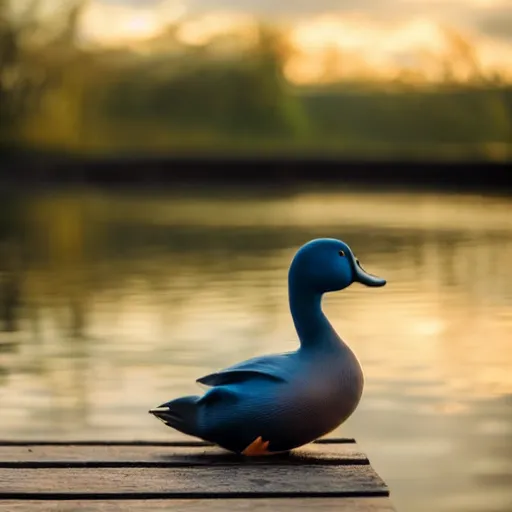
0,153,511,194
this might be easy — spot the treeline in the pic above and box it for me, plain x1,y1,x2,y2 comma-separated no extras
0,0,511,161
301,86,512,153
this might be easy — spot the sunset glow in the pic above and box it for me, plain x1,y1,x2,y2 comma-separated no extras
176,12,257,47
286,15,512,83
81,1,186,46
79,1,512,84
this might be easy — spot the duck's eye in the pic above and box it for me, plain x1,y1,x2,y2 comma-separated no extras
339,250,345,257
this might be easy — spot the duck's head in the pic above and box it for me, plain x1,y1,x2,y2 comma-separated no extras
289,238,386,293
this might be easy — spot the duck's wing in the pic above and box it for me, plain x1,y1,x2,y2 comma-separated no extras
197,353,295,387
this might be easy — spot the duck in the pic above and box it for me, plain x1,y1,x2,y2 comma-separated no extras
149,238,386,455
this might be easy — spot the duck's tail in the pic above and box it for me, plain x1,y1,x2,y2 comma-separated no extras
149,395,202,438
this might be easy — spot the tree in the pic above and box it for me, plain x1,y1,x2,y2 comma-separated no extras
0,0,87,143
0,0,19,132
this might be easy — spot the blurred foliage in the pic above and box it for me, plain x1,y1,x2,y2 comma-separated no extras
302,86,512,148
0,0,511,160
104,28,307,139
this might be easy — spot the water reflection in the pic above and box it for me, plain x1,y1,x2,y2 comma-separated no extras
0,188,511,512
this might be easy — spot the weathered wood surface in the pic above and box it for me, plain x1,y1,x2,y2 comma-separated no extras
0,465,387,498
2,498,396,511
0,442,366,468
0,438,394,510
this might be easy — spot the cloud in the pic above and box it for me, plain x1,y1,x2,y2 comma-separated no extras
101,0,509,14
100,0,436,19
186,0,382,16
220,0,512,48
479,10,512,39
82,0,186,45
100,0,512,32
103,0,375,11
97,0,512,48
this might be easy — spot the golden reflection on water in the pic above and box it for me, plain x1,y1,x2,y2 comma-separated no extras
0,188,511,512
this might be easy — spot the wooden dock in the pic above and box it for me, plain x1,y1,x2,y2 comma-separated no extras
0,438,394,511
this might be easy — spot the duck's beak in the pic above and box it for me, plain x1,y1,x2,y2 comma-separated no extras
352,255,386,287
149,407,170,414
149,406,171,425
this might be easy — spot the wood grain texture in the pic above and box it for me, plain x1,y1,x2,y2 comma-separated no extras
0,443,367,468
0,465,388,498
0,498,396,511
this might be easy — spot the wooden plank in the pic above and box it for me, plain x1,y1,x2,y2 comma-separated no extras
0,443,367,468
0,438,355,447
0,465,388,499
0,498,396,511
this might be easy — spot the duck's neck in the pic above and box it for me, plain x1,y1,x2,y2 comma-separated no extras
288,279,342,351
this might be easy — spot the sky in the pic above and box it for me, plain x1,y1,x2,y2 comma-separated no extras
79,0,512,83
96,0,512,36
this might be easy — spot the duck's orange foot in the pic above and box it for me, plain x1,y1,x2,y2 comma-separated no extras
242,436,271,456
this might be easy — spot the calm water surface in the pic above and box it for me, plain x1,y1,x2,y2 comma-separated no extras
0,187,511,512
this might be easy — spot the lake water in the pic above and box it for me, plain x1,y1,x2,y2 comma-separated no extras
0,187,511,511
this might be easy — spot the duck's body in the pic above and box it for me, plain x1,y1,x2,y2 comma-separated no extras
150,238,385,455
167,345,363,454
